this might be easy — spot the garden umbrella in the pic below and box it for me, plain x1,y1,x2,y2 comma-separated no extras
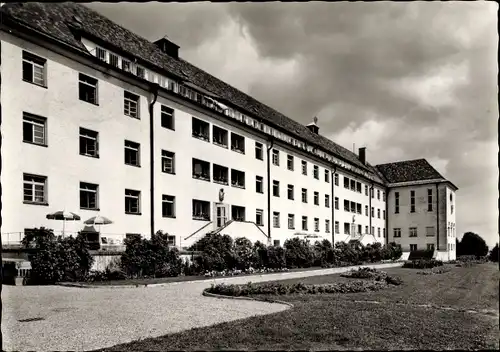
83,215,113,241
46,210,81,235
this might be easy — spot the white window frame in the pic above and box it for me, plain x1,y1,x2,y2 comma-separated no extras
124,91,140,118
23,112,46,145
273,212,280,228
325,219,330,233
125,189,141,214
287,154,294,170
255,142,263,160
23,174,47,204
302,216,308,231
80,182,99,210
256,209,264,226
256,176,264,193
314,218,319,232
302,188,307,203
314,192,319,205
288,214,295,229
79,73,98,104
162,195,176,218
213,164,229,185
22,51,46,86
302,160,307,175
409,227,418,237
272,149,280,166
161,150,175,174
124,140,140,166
272,180,280,197
79,127,99,157
325,194,330,208
313,165,319,179
193,199,210,220
161,105,175,130
212,125,228,147
393,228,401,238
231,169,245,188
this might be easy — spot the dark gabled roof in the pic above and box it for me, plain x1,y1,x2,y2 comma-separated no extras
1,2,377,176
375,159,445,184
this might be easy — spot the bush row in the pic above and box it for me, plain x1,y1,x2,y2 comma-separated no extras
206,274,402,297
402,259,443,269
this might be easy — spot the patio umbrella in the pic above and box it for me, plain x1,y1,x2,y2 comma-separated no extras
84,216,113,241
46,210,81,235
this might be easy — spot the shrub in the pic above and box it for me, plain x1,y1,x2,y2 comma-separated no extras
253,241,268,269
385,242,403,261
233,237,259,270
402,259,443,269
313,239,334,266
191,233,235,272
457,232,489,258
284,238,315,268
23,228,94,284
120,231,182,278
266,245,286,269
488,243,499,262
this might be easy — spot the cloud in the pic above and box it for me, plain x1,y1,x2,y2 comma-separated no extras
87,2,498,246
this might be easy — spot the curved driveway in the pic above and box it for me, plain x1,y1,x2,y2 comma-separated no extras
2,262,401,351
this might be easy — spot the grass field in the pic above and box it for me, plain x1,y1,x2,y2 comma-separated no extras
99,263,499,351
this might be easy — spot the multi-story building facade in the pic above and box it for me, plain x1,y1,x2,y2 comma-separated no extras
0,3,457,259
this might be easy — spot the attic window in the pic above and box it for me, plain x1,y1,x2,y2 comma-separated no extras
95,47,106,62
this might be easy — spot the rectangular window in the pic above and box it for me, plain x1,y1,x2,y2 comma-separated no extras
136,66,145,79
273,212,280,228
213,164,229,185
356,203,362,214
335,221,339,234
272,149,280,166
409,227,418,237
350,201,356,213
162,195,175,218
288,214,295,229
301,188,308,203
161,150,175,174
22,51,46,86
451,205,454,214
426,226,435,237
256,209,264,226
313,165,319,179
193,199,210,220
427,189,433,211
325,169,330,183
231,169,245,188
377,227,381,238
365,185,368,196
314,192,319,205
255,142,263,160
109,53,119,67
324,220,330,233
377,190,380,200
377,209,380,219
344,177,349,189
79,73,98,104
365,205,368,216
350,179,356,191
213,126,228,148
121,58,131,72
325,194,330,208
383,210,386,219
344,223,350,235
256,176,264,193
161,105,175,130
410,190,416,213
356,182,362,193
273,240,280,246
371,207,374,217
79,128,99,157
410,244,417,252
273,180,280,197
393,228,401,238
301,160,307,175
427,243,435,251
192,117,210,141
383,228,386,238
365,226,369,234
314,218,319,232
287,154,294,170
124,91,140,118
334,174,339,186
124,140,140,166
371,226,374,235
395,192,400,214
383,191,386,202
95,47,107,61
232,205,246,221
358,224,362,235
125,189,141,214
302,216,308,231
192,158,210,181
344,200,349,212
23,112,46,145
80,182,98,209
231,133,245,154
287,184,294,200
334,197,339,210
23,174,47,204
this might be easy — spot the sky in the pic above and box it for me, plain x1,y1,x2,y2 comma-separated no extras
87,2,498,247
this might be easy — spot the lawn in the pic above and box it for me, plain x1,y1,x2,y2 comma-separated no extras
98,263,499,351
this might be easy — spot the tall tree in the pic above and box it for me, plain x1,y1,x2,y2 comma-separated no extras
459,232,489,258
488,243,499,262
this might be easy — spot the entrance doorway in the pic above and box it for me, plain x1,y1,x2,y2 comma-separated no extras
216,203,227,228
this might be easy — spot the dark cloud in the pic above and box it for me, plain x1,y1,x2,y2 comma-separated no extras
87,2,498,244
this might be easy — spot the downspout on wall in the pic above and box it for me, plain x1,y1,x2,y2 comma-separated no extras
148,83,159,237
266,137,274,246
436,183,439,250
331,166,337,245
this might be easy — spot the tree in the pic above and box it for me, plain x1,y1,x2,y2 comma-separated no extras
458,232,489,259
488,243,499,262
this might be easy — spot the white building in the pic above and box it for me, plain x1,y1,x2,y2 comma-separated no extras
0,3,457,259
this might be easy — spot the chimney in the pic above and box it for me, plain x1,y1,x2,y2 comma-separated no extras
306,116,320,134
358,147,366,165
154,36,180,59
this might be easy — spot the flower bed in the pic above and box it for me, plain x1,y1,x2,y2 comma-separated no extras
417,266,451,275
203,267,290,277
340,267,388,280
402,259,443,269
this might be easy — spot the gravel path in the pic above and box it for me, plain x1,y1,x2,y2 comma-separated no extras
2,262,402,351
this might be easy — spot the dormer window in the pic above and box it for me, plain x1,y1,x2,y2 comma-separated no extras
95,47,107,61
136,66,145,79
109,53,119,67
122,59,131,72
